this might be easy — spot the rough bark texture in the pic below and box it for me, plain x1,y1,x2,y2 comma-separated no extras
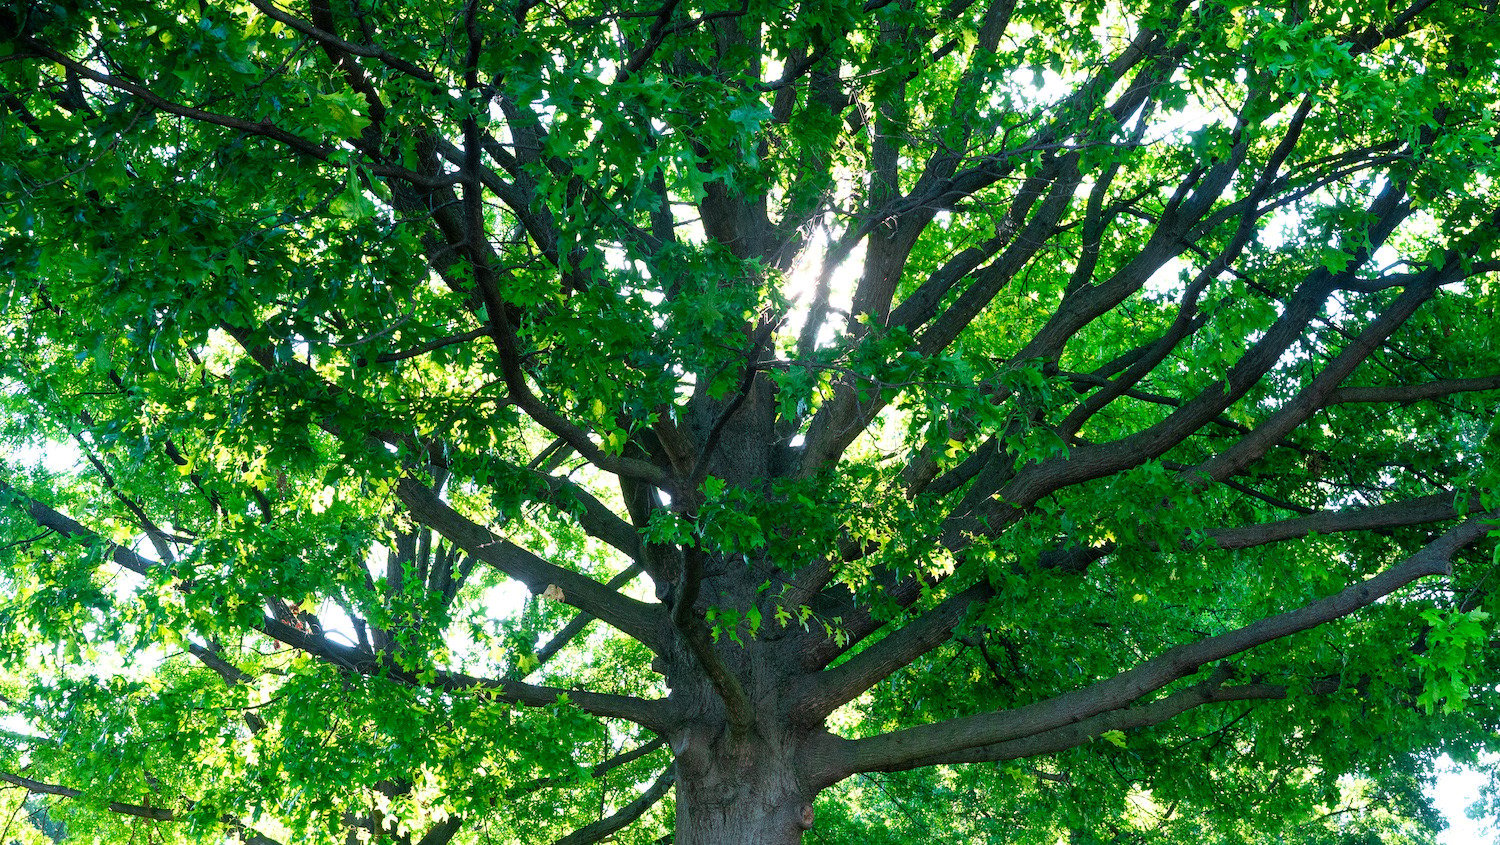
659,551,841,844
672,731,818,845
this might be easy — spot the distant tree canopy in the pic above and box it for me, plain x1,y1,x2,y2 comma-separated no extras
1,0,1499,842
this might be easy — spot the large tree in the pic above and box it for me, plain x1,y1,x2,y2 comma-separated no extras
1,0,1499,842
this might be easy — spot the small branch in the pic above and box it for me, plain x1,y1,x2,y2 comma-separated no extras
548,767,674,845
247,0,437,82
73,438,177,564
623,0,684,75
482,287,669,485
524,564,646,675
185,642,268,733
373,327,490,363
527,454,644,560
19,42,443,189
505,737,666,799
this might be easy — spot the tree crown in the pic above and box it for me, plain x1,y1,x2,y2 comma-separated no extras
2,0,1499,842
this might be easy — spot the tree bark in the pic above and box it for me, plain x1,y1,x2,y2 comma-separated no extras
659,590,843,845
670,725,823,845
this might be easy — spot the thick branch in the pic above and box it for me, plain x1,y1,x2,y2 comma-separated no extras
834,518,1487,776
1327,374,1500,405
415,817,465,845
672,546,756,736
0,478,160,579
869,675,1309,773
1207,492,1462,549
395,477,669,653
0,771,174,821
257,614,674,730
799,583,991,718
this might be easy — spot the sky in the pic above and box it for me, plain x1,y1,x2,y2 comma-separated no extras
1432,757,1497,845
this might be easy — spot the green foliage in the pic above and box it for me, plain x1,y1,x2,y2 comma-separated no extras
2,0,1499,842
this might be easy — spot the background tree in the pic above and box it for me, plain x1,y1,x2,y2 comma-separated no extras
2,0,1499,842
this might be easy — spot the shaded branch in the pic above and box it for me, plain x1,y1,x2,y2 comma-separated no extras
477,278,669,486
1206,492,1464,549
1016,490,1469,591
622,0,684,75
247,0,438,82
373,327,491,364
529,469,643,561
73,436,177,564
0,478,161,579
505,737,667,799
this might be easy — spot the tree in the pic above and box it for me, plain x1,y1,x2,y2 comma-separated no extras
1,0,1498,841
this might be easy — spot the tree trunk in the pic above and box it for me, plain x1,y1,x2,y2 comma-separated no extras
671,724,820,845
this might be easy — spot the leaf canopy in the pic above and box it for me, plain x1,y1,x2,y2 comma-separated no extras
1,0,1499,842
